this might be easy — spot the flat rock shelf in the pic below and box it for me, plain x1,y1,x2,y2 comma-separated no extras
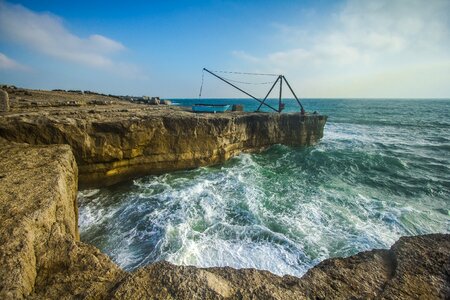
0,88,326,188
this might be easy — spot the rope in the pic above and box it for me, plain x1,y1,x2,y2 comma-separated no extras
198,69,204,98
220,76,275,85
199,69,275,97
210,70,278,76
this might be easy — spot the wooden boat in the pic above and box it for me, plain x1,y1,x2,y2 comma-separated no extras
192,104,230,113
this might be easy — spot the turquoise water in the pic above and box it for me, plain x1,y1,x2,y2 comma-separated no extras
78,98,450,276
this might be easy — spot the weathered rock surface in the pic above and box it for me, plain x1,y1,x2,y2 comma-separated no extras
0,144,124,299
0,89,327,187
0,89,9,112
112,234,449,299
0,143,448,299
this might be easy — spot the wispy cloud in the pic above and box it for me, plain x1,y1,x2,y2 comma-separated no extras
233,0,450,97
0,52,29,71
231,50,261,63
0,1,143,77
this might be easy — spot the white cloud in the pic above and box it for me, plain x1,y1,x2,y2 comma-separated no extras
0,1,141,76
231,50,261,63
233,0,450,97
0,52,29,71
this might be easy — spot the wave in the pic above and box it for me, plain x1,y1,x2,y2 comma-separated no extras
77,99,450,276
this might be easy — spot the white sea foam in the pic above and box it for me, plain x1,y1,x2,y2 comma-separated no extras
78,100,450,276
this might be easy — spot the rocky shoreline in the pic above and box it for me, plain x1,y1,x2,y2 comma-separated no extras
0,88,449,299
0,143,448,299
0,88,326,187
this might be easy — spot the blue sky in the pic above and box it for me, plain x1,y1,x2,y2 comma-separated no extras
0,0,449,98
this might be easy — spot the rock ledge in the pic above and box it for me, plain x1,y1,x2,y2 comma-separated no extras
0,144,448,299
0,88,327,187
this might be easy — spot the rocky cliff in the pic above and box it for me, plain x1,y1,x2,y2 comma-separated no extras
0,143,448,299
0,144,125,299
0,88,326,187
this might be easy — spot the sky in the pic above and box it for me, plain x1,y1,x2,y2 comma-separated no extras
0,0,449,98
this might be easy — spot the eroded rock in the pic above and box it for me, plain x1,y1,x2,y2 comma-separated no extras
0,144,448,299
0,90,9,112
0,90,448,299
111,235,449,299
0,145,124,299
0,89,327,187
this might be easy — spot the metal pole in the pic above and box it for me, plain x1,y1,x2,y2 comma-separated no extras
278,75,283,113
256,76,280,111
282,76,305,113
203,68,278,112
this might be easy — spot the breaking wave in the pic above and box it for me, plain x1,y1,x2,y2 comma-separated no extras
78,99,450,276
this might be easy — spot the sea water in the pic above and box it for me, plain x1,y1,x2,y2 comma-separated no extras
78,98,450,276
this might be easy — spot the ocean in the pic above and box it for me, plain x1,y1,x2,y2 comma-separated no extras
78,98,450,277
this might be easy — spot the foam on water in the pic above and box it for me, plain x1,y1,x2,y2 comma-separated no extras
78,99,450,276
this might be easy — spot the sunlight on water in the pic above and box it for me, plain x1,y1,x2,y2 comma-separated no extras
78,99,450,276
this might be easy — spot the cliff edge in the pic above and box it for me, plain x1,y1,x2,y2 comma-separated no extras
0,88,326,187
0,144,125,299
0,143,448,299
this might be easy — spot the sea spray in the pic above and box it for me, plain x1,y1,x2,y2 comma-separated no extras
78,99,450,276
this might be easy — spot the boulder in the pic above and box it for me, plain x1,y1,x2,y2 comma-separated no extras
149,97,160,105
0,90,9,112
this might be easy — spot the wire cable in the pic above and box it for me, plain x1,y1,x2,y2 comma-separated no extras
210,70,279,76
220,76,276,85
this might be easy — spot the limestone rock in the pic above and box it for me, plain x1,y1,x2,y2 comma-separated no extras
0,143,448,300
0,89,327,187
149,97,160,105
111,234,449,299
378,234,450,299
1,89,447,300
0,89,9,112
0,145,124,299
